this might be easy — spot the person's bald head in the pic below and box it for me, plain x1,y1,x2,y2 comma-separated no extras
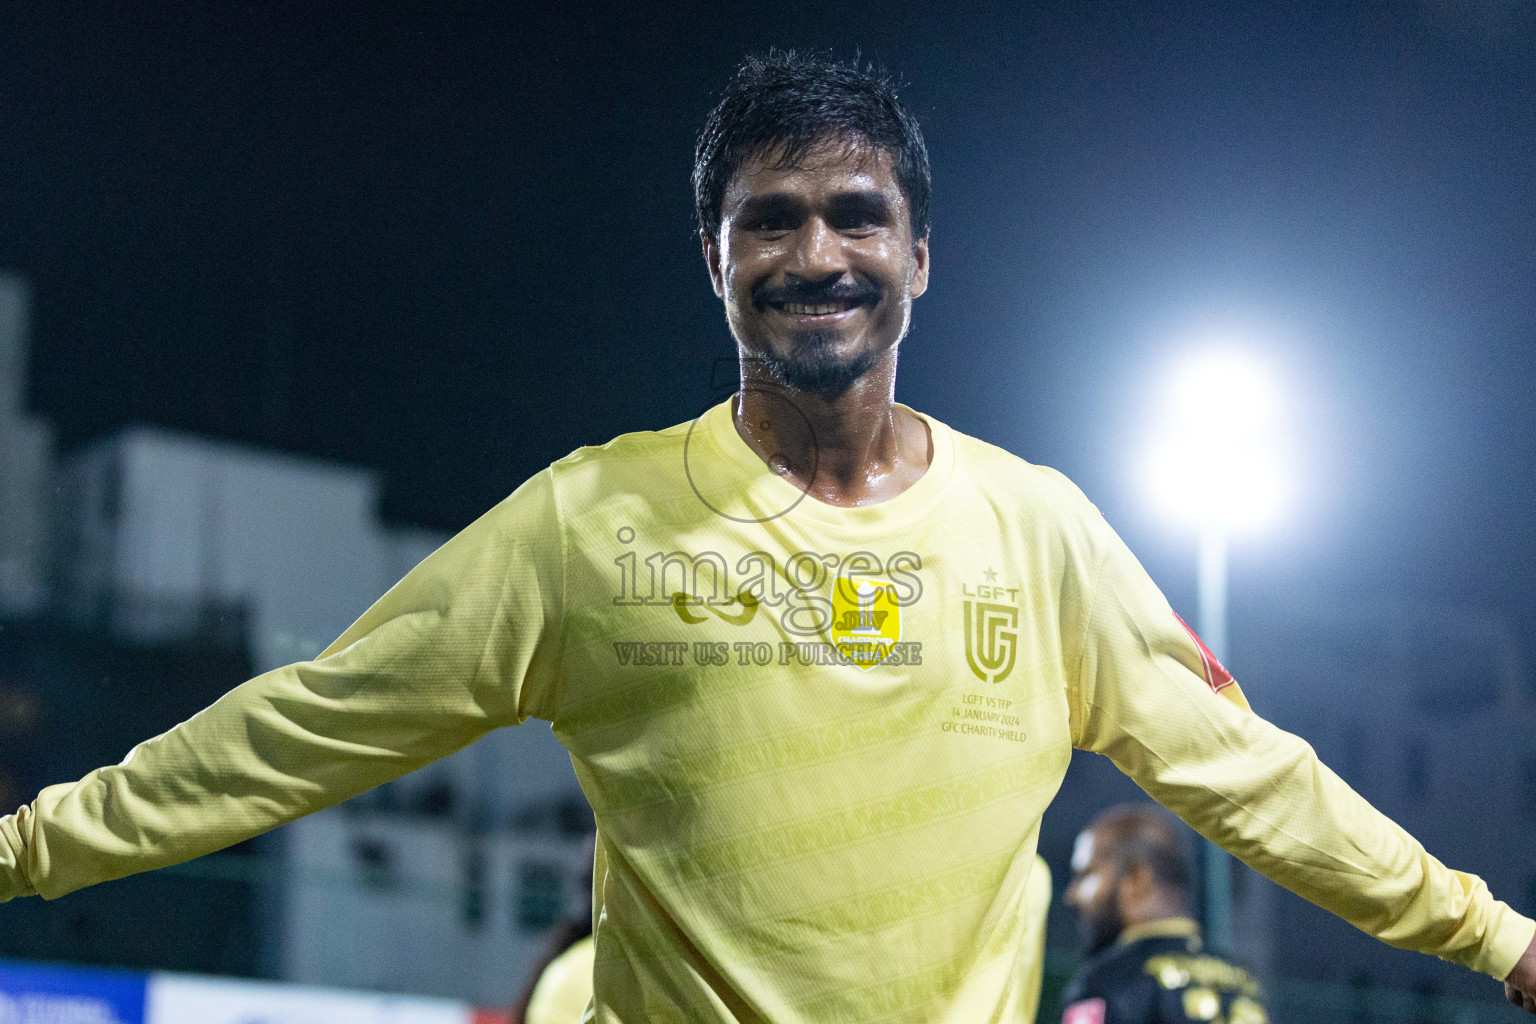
1088,804,1192,893
1065,804,1193,955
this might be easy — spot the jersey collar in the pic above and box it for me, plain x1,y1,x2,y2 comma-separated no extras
700,393,958,533
1115,916,1203,948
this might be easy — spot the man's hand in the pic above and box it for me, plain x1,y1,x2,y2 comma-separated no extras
1506,936,1536,1013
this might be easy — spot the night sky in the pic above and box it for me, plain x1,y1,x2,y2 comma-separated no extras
3,2,1535,646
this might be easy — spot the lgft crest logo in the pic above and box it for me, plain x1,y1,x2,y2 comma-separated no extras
963,572,1019,684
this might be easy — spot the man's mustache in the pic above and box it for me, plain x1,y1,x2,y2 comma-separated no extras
753,275,882,311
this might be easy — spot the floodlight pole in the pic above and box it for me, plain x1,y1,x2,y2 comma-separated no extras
1197,528,1228,679
1198,525,1234,953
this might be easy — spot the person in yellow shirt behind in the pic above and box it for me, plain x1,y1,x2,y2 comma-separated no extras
523,935,597,1024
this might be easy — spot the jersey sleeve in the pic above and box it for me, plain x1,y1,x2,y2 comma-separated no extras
1066,517,1535,981
0,467,566,903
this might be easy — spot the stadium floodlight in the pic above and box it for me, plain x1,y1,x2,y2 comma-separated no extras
1144,351,1287,537
1142,348,1288,956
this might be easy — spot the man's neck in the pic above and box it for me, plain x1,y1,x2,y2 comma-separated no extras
732,353,933,508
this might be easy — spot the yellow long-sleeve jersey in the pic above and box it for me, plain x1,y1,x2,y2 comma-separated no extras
3,396,1531,1023
521,856,1055,1024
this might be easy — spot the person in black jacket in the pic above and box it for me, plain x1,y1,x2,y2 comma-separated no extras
1059,804,1267,1024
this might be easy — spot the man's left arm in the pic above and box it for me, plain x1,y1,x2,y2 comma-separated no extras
1065,518,1536,1004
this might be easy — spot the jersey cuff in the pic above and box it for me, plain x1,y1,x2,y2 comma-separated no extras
0,810,39,902
1479,905,1536,981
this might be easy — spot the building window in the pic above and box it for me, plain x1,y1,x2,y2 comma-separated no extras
516,859,566,932
462,844,487,929
350,837,397,891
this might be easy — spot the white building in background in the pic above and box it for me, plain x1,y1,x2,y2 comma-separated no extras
57,426,388,663
280,811,590,1004
0,274,53,616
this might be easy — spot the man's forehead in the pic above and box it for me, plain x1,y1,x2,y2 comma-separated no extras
721,142,902,208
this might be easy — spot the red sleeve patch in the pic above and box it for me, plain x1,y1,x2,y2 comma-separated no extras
1062,997,1107,1024
1172,611,1235,693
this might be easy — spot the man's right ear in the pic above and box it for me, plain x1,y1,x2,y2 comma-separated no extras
701,230,725,299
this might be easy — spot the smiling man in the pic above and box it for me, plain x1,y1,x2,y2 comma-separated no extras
694,59,936,511
3,51,1536,1024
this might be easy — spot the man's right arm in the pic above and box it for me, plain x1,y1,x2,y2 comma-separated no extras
0,467,566,903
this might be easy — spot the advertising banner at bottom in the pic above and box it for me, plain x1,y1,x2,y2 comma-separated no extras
0,960,147,1024
0,961,500,1024
145,974,471,1024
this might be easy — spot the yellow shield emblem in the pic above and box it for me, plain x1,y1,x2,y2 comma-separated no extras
963,600,1018,684
829,573,902,670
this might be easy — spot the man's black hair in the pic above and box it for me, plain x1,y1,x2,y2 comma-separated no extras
692,50,931,245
